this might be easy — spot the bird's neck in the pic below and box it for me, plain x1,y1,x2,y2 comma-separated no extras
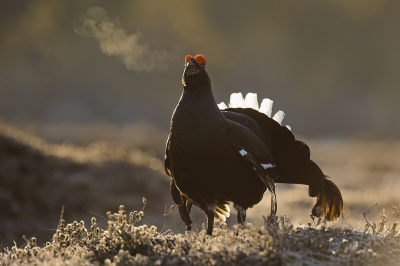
171,87,226,141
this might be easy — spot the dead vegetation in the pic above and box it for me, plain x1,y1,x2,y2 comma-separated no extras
1,204,400,266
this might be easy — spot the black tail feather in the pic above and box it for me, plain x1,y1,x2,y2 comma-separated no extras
307,160,326,198
222,107,344,221
178,198,192,229
312,179,343,221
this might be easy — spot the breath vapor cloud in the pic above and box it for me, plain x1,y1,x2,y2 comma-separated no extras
75,7,180,72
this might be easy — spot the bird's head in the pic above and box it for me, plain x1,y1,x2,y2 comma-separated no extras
182,54,211,93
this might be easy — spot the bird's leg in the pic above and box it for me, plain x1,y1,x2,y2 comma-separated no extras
237,211,242,224
234,204,246,236
178,198,192,231
270,193,277,217
187,201,193,213
267,193,278,225
236,207,246,224
185,201,193,231
205,211,215,236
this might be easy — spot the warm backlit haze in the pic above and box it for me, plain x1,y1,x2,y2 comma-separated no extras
0,0,399,247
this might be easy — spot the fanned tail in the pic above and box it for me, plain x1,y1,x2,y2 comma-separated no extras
304,161,343,221
219,92,344,221
219,92,291,130
312,179,343,221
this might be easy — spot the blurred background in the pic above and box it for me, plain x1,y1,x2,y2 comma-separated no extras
1,0,400,247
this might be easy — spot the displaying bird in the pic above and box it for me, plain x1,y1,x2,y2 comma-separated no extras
165,54,343,235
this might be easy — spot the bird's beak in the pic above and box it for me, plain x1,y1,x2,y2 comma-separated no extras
186,61,199,75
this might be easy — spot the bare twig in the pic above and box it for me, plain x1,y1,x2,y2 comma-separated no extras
142,197,147,211
89,211,108,223
363,210,375,234
22,235,30,245
57,204,65,230
384,208,399,235
159,205,174,234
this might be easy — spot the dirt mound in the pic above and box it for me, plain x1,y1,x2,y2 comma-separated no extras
0,123,170,247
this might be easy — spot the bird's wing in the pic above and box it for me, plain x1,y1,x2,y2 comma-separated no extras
226,121,279,213
223,108,343,221
170,179,184,206
164,135,172,178
165,135,184,206
223,108,324,194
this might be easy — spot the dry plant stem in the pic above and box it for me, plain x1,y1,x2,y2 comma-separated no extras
21,235,31,247
89,211,108,223
158,205,168,234
384,208,400,235
160,229,173,236
57,204,65,231
142,197,147,211
133,198,147,226
363,211,375,234
159,205,173,234
363,207,399,236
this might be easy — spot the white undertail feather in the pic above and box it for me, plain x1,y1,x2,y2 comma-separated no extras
244,93,259,110
217,102,228,109
272,110,285,125
229,93,245,108
224,204,230,214
261,163,275,169
259,98,273,117
215,211,226,222
219,93,291,129
216,207,230,218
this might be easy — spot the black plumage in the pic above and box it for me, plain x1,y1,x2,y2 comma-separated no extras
165,55,343,235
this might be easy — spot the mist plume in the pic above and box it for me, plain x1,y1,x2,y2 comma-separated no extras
75,7,180,72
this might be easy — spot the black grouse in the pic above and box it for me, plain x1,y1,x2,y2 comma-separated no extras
165,54,343,235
